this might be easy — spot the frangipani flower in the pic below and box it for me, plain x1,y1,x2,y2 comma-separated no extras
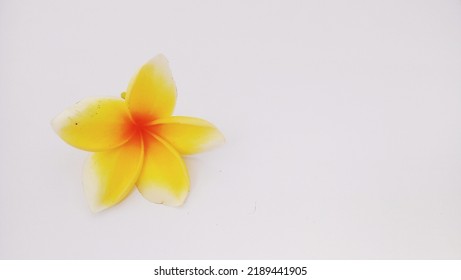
52,55,224,212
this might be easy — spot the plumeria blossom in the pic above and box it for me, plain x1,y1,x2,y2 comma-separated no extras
52,55,224,212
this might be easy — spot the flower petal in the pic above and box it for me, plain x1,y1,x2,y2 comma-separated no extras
52,97,134,152
136,133,189,206
148,116,225,155
83,134,144,212
125,54,176,124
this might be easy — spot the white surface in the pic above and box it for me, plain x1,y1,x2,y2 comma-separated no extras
1,0,460,259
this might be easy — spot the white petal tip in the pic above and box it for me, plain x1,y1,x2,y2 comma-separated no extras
148,54,170,68
138,186,187,207
50,114,63,133
89,203,107,213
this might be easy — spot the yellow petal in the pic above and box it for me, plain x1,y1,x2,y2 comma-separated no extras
125,54,176,124
136,132,189,206
83,134,144,212
148,116,225,155
52,97,134,152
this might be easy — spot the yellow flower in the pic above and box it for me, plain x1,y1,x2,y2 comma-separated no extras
52,55,224,212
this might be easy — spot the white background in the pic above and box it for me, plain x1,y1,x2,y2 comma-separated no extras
1,0,460,259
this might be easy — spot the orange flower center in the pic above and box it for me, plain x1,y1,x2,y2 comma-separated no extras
125,113,159,143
